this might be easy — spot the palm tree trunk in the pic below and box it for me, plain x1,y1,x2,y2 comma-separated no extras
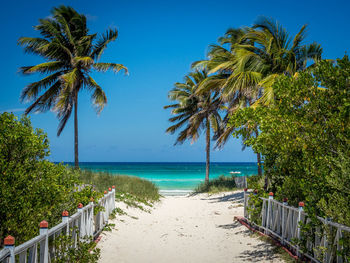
205,117,210,183
257,152,262,176
74,91,79,169
254,129,266,190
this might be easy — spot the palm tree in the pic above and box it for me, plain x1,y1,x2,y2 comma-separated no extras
233,17,322,105
18,6,128,168
192,18,322,179
164,71,221,182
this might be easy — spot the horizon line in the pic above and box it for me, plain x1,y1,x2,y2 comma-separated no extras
55,161,259,164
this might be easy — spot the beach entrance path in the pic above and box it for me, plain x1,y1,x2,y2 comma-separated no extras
97,191,285,263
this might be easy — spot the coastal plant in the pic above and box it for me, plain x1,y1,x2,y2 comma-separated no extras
18,5,128,168
0,113,99,246
164,70,222,182
194,175,237,193
77,169,160,202
51,233,100,263
229,56,350,257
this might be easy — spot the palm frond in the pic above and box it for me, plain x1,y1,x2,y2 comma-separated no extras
93,63,128,75
19,61,65,75
20,71,65,101
91,28,118,60
84,76,107,113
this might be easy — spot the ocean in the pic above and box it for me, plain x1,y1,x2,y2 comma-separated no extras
70,162,258,195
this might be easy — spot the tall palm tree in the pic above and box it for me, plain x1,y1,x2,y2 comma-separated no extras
192,18,322,178
164,71,221,182
18,6,128,168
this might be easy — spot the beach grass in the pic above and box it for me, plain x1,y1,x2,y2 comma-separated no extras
77,169,160,202
246,174,264,189
194,175,237,194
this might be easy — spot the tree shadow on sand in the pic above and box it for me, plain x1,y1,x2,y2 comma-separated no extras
204,191,244,203
217,221,244,230
237,242,281,262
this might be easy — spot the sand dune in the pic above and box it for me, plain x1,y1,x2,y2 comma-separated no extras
97,191,285,263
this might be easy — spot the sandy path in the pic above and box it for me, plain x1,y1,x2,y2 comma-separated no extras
97,191,285,263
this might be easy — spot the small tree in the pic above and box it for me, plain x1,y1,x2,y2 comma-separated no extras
0,113,97,246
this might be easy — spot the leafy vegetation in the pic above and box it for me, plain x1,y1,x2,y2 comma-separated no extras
77,169,160,202
51,234,100,263
18,6,128,168
194,175,237,193
231,57,350,225
0,113,101,246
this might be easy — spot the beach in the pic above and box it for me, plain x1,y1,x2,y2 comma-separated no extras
97,190,285,263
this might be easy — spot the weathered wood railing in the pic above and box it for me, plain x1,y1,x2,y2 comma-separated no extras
234,176,247,188
0,186,116,263
243,190,350,263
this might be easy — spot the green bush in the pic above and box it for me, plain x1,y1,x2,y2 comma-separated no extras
51,234,100,263
230,56,350,225
247,174,264,190
77,169,160,202
0,113,100,246
194,175,237,193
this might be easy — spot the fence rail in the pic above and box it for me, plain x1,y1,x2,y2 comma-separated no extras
0,187,116,263
243,190,350,263
234,176,247,188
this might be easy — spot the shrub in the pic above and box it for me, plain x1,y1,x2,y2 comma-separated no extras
77,169,160,202
194,175,237,193
230,56,350,224
0,113,99,246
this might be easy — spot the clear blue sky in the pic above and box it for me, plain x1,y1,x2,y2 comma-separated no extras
1,0,349,162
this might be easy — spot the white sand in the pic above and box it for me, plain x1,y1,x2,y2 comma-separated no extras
97,191,285,263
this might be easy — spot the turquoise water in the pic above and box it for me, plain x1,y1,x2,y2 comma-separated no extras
70,162,258,193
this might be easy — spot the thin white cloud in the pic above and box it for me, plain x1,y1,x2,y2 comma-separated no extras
0,108,26,113
86,14,98,21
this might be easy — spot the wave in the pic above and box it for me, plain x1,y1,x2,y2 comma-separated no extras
159,189,194,196
149,179,203,182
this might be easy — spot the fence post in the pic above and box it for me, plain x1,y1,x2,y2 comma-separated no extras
89,198,94,238
103,190,108,225
244,188,248,219
78,203,84,238
39,221,49,263
265,192,274,234
62,210,69,235
108,187,113,215
297,202,304,257
112,185,116,210
4,235,15,263
323,217,331,263
282,198,288,245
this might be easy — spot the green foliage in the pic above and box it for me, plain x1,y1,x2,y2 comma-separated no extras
0,113,99,246
77,170,160,202
230,56,350,224
246,174,264,190
51,234,100,263
194,175,237,193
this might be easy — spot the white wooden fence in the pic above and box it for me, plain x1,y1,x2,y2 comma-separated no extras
243,190,350,263
234,176,247,188
0,186,116,263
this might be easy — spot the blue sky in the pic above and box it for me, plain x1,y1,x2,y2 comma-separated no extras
1,0,349,162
